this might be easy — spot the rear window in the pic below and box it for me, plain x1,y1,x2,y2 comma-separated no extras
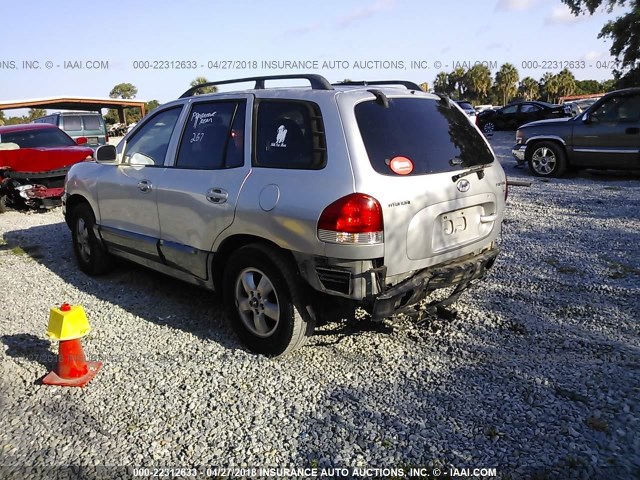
0,128,76,148
355,97,493,176
62,116,82,131
82,115,102,131
457,102,473,110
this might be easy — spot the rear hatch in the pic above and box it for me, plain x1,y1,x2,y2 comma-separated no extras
348,93,506,276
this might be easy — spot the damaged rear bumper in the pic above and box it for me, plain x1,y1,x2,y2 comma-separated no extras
370,247,499,320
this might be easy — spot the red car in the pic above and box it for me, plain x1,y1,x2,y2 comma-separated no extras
0,123,94,212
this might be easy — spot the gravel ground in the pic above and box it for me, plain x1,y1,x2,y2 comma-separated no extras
0,131,638,479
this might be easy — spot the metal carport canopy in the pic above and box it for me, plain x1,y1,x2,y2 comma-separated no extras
0,96,146,122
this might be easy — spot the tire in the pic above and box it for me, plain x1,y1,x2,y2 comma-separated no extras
71,203,112,275
482,121,496,133
527,141,567,177
224,244,315,356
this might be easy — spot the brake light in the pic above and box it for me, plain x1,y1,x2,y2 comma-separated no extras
318,193,383,244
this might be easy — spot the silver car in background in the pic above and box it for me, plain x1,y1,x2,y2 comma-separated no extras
64,75,507,356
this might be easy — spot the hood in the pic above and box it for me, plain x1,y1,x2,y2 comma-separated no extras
0,146,93,173
520,117,573,129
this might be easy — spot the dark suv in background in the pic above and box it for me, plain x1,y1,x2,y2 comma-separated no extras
512,88,640,177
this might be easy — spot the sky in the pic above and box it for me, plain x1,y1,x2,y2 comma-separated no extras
0,0,629,111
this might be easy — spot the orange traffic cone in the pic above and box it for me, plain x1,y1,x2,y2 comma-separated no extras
42,303,102,387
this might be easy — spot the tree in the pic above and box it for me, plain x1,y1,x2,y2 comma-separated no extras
27,108,47,122
562,0,639,87
495,63,519,105
0,111,5,126
556,68,577,99
419,82,429,92
464,64,492,103
539,72,558,103
433,72,452,95
190,76,218,95
575,79,604,94
600,79,618,91
109,83,138,99
519,77,540,100
448,67,467,99
145,100,160,114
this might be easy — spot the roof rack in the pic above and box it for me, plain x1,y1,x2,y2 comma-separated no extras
333,80,422,91
179,74,334,98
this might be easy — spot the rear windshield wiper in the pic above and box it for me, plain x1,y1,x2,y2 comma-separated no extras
451,164,489,182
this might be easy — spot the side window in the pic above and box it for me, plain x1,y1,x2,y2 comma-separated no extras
175,101,245,170
593,94,640,123
501,105,518,114
124,107,182,166
255,100,326,169
520,104,540,113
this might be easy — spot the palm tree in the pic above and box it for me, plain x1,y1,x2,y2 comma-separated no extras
190,76,218,95
419,82,429,92
449,67,467,99
433,72,451,95
556,69,576,100
495,63,519,105
464,64,492,103
541,73,561,103
518,77,540,101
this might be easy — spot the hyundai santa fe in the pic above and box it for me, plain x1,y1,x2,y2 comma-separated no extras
63,74,507,355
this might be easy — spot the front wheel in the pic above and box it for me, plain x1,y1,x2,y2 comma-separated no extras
71,203,112,275
224,244,315,356
527,141,567,177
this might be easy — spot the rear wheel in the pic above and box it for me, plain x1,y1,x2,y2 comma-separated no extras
482,121,496,133
224,244,315,356
527,141,567,177
71,203,112,275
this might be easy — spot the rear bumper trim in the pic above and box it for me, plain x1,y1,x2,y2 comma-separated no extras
370,247,499,320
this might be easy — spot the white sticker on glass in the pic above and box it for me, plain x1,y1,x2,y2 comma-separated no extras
271,125,287,148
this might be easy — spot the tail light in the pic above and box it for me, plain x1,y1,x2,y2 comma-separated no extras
318,193,383,244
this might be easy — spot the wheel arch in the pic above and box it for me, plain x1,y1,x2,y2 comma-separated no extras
65,194,96,228
525,137,568,162
210,234,297,293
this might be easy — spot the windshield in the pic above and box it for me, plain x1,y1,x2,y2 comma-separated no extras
0,128,77,148
355,97,494,176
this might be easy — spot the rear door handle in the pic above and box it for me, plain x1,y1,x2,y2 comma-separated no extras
206,188,228,204
480,213,498,223
625,127,639,134
138,180,152,192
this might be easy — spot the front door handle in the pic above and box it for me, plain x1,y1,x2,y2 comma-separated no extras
625,127,639,135
138,180,152,193
206,188,228,204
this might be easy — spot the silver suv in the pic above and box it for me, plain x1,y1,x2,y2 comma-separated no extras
63,74,507,356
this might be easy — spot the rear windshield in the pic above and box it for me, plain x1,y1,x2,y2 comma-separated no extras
82,115,103,131
457,102,473,110
355,97,494,175
0,128,76,148
62,116,82,131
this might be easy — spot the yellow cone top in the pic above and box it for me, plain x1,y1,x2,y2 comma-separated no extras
46,303,92,341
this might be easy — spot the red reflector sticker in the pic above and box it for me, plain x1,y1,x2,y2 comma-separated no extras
389,156,414,175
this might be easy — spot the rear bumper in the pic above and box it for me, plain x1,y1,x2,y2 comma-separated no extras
370,247,499,320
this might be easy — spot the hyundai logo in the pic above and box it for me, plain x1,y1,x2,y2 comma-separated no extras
457,179,471,192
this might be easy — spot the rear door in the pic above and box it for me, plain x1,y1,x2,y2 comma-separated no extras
155,96,252,279
349,95,506,276
97,106,183,259
571,92,640,168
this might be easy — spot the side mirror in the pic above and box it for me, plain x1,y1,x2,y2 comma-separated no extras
76,137,88,145
95,144,117,162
